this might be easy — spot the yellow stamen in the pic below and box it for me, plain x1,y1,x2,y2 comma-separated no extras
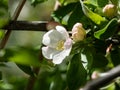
56,40,65,50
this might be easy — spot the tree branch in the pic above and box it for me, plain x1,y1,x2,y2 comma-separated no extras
0,0,26,49
2,21,48,31
82,65,120,90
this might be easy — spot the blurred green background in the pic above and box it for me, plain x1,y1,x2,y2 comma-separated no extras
7,0,55,47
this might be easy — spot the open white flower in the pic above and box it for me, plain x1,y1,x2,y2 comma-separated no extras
42,26,72,64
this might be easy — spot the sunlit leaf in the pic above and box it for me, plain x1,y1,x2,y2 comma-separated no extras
67,54,87,90
80,0,107,25
84,0,98,6
94,18,118,40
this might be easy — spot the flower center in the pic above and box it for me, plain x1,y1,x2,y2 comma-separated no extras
56,40,65,50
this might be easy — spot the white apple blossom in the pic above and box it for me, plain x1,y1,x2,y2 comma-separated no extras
42,26,72,64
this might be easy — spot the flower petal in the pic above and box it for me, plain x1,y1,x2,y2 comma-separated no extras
52,45,72,64
42,46,60,59
56,26,69,39
42,30,65,48
64,38,72,49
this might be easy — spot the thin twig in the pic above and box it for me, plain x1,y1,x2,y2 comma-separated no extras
82,65,120,90
0,0,26,49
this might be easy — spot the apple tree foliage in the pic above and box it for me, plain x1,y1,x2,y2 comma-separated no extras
0,0,120,90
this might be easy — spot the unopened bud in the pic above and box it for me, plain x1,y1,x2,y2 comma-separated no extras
103,4,117,18
72,23,86,42
91,71,100,79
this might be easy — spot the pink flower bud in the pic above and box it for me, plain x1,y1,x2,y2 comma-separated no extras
72,23,86,42
103,4,117,18
91,71,100,79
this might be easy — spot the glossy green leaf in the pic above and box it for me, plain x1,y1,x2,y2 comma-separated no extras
94,18,118,40
67,54,87,90
92,53,108,68
80,0,106,25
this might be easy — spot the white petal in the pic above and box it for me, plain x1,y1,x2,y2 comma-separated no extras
42,30,65,48
52,46,72,64
42,46,60,59
56,26,69,39
42,30,53,45
64,38,72,49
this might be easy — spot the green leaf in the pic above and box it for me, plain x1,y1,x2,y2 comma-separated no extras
28,0,48,7
68,3,90,29
4,47,41,67
92,53,108,68
59,0,78,5
0,0,9,28
110,47,120,66
93,39,107,54
80,46,94,69
0,0,8,9
0,31,4,39
84,0,98,6
110,0,119,5
97,0,109,7
17,64,35,77
51,2,77,23
67,54,87,90
80,0,107,25
50,70,64,90
94,18,118,40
